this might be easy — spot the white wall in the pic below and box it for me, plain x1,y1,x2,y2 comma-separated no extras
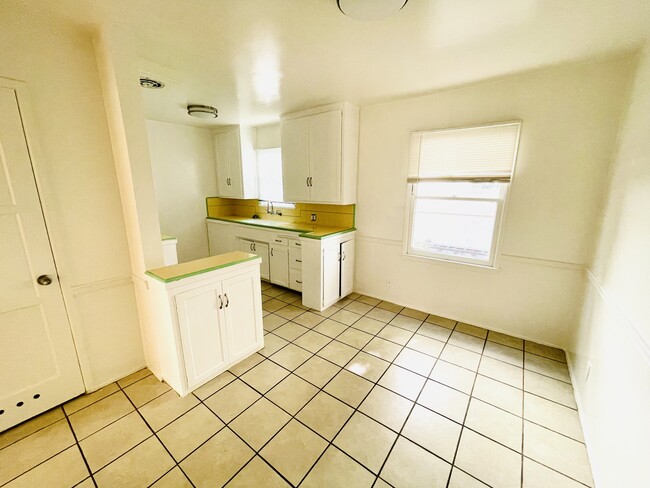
0,7,144,389
568,48,650,488
146,120,217,262
355,55,634,348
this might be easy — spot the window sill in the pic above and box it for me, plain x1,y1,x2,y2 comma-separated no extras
401,251,502,273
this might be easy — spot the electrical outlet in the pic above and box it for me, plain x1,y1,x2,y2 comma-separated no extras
386,281,392,287
585,361,592,382
311,213,317,221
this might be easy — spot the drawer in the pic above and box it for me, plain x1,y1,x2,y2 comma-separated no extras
289,239,302,249
289,248,303,270
271,236,289,246
289,268,303,292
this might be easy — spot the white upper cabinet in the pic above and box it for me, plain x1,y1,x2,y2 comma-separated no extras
281,102,359,204
213,126,258,199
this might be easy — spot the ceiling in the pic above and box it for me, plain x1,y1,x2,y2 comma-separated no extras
16,0,650,128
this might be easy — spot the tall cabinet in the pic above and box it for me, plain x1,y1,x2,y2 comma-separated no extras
213,126,258,199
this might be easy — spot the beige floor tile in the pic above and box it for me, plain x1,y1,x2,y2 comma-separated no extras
523,457,587,488
273,322,309,341
483,341,524,367
378,364,426,401
345,351,390,382
181,428,254,487
353,316,387,334
400,307,429,321
68,392,134,440
64,383,120,415
487,330,524,350
297,391,354,440
293,330,332,352
302,445,375,487
479,356,523,388
425,314,457,329
80,411,152,472
472,374,523,416
455,322,488,339
363,337,403,362
357,295,380,306
226,456,290,487
394,348,436,376
262,298,286,312
204,379,261,422
258,334,290,357
429,361,476,394
345,300,373,315
406,333,445,357
229,353,265,377
465,398,522,452
324,369,374,407
193,370,237,400
455,428,521,488
448,468,490,487
375,477,392,488
230,398,291,449
440,343,482,371
312,305,339,318
317,340,358,366
333,297,354,308
390,314,423,332
0,407,64,450
330,309,362,326
123,374,171,408
417,380,470,423
260,420,328,485
295,355,341,388
377,300,403,313
365,307,397,323
525,341,567,363
241,359,290,393
94,436,174,488
402,404,462,462
378,324,414,345
448,331,486,354
263,286,287,297
524,370,577,408
524,421,593,486
292,311,325,328
336,327,374,349
75,477,96,488
358,386,413,432
333,412,397,474
524,393,583,441
524,353,571,383
417,322,453,342
270,343,313,370
266,374,319,415
313,319,348,338
117,368,152,388
139,389,199,431
158,404,224,461
276,290,302,304
263,313,289,332
381,436,451,488
4,446,87,488
151,467,193,487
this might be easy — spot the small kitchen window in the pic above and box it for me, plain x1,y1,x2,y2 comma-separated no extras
256,147,295,208
405,121,521,267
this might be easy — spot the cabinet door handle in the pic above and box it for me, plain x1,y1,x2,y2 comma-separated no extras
253,242,256,251
310,177,313,187
296,259,302,263
295,242,301,247
296,280,302,284
306,177,309,187
271,248,274,257
275,239,282,243
341,251,346,261
250,242,253,251
218,294,223,309
224,293,229,308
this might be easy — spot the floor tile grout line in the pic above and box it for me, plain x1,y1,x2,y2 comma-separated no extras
0,406,65,452
62,407,98,488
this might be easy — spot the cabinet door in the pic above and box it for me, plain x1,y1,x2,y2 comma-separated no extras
309,110,341,203
322,244,340,308
340,239,355,297
221,269,264,363
175,286,229,390
281,117,310,202
227,129,245,198
214,132,231,197
239,238,254,254
270,245,289,287
253,241,270,281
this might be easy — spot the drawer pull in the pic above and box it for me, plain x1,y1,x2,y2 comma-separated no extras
296,280,302,284
275,239,282,243
296,243,301,247
296,259,302,263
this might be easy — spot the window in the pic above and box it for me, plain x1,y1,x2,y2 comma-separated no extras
406,122,521,267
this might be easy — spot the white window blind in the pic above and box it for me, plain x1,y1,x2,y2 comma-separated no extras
408,122,521,182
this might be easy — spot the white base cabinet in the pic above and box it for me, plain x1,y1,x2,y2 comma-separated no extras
238,238,270,280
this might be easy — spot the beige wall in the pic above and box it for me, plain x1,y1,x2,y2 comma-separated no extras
147,120,217,262
568,48,650,488
0,8,144,389
355,54,634,348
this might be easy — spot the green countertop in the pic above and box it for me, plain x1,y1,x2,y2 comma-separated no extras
206,216,355,239
146,251,260,283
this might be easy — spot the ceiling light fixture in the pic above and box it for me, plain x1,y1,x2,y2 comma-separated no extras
337,0,408,21
139,77,165,89
187,104,218,119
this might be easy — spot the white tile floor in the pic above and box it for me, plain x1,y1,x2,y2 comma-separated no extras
0,285,594,487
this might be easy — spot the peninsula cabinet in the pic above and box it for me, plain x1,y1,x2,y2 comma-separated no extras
281,102,359,204
213,125,258,199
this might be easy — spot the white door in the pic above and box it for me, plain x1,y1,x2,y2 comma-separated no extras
281,117,310,202
0,85,84,431
322,245,341,308
309,110,341,203
214,132,231,197
221,269,263,363
269,245,289,287
340,239,355,298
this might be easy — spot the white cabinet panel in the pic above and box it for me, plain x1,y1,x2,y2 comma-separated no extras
309,110,341,203
322,244,340,308
340,239,355,298
289,247,302,269
270,245,289,287
207,221,234,256
289,268,303,292
213,126,257,199
238,238,269,280
214,131,231,197
281,117,310,202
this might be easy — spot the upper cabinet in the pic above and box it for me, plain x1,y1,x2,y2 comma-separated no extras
281,102,359,204
213,126,258,199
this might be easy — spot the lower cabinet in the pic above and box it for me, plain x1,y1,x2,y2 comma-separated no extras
269,244,289,288
238,238,270,280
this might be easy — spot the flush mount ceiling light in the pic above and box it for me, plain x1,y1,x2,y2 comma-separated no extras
139,76,165,89
187,104,219,119
337,0,408,21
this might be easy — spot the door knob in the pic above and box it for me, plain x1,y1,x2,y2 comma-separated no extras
37,275,52,286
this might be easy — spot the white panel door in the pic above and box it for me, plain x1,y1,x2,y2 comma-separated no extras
281,117,310,202
322,245,341,308
340,239,355,298
221,269,263,363
269,245,289,287
214,132,232,197
175,285,229,390
0,85,84,431
308,110,341,203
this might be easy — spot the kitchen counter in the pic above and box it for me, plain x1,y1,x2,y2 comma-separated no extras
206,215,355,239
146,251,260,283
